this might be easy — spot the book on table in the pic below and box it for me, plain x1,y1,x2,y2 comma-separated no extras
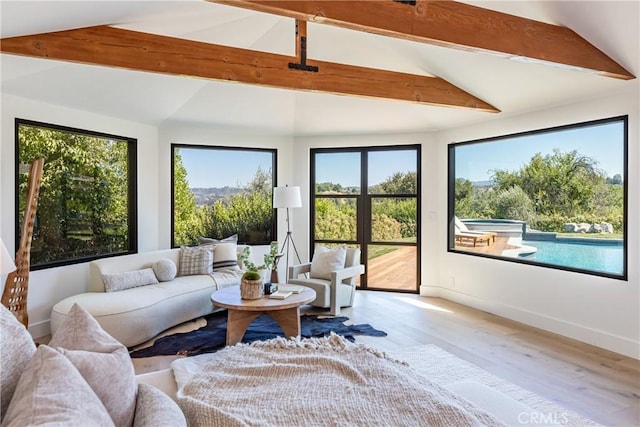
276,285,304,294
269,290,293,299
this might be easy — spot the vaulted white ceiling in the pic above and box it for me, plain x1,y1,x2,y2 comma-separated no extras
1,1,638,136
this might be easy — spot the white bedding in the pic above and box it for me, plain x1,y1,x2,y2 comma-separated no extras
172,334,505,426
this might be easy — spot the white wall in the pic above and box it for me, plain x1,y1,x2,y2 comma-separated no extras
433,89,639,358
1,94,160,338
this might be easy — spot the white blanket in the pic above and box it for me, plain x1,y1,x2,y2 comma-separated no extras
173,334,505,426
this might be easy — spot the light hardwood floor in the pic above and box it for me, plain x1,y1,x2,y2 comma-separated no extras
342,292,639,427
134,291,639,427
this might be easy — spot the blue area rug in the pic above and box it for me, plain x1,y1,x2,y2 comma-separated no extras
129,311,387,358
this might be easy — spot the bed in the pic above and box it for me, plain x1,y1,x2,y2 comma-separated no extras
171,334,505,426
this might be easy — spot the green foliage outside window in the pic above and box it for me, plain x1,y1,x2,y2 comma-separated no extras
314,198,357,241
314,172,418,242
16,120,134,268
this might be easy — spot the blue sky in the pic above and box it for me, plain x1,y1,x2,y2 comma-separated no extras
178,148,272,188
315,150,417,187
177,120,623,189
455,121,625,182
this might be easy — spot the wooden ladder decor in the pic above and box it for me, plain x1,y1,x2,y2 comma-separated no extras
2,158,44,328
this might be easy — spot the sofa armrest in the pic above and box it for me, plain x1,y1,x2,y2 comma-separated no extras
289,262,312,279
133,383,186,427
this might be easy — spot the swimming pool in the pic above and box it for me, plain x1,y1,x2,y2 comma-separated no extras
519,239,624,276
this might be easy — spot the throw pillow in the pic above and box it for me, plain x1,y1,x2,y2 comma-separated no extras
178,245,214,276
133,383,187,426
102,268,159,292
48,303,136,427
212,242,239,270
0,305,37,421
2,345,114,427
152,258,177,282
198,234,238,245
310,245,347,280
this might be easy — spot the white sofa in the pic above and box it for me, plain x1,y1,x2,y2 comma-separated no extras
51,247,248,348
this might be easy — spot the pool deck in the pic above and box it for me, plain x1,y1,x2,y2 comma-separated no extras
454,236,526,257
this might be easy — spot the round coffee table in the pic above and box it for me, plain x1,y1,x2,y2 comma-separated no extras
211,285,316,345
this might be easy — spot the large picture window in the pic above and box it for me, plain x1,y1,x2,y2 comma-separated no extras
171,145,276,246
448,116,627,280
16,119,137,269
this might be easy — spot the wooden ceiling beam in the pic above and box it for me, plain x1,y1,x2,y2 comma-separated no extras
0,26,499,112
212,0,635,80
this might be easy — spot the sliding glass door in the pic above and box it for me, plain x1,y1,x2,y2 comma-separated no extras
311,146,420,292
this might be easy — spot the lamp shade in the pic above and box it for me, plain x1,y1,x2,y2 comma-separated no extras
273,186,302,209
0,238,16,275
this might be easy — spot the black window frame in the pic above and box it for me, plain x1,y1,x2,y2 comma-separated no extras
311,145,421,292
447,115,628,281
15,118,138,270
170,144,278,247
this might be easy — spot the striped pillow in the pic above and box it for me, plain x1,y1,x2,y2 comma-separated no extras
178,246,214,276
211,242,239,271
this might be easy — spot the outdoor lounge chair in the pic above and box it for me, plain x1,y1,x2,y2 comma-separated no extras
455,229,493,247
454,217,497,244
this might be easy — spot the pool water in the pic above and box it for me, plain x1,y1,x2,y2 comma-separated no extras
519,240,624,276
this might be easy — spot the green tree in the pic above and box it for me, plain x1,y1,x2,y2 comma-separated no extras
372,214,402,241
314,198,357,240
316,182,346,194
371,171,417,194
607,174,623,185
493,186,535,223
491,149,604,217
18,124,131,265
245,166,272,196
173,151,201,246
454,178,473,202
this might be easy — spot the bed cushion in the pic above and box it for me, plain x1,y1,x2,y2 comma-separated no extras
2,345,114,427
48,303,137,427
0,305,37,421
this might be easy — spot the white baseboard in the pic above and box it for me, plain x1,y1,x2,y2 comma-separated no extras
28,320,50,341
419,284,440,297
420,285,639,360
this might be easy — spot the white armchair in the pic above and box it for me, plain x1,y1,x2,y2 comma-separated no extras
288,247,364,316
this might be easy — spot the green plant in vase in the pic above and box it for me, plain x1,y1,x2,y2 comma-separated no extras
241,270,262,281
240,241,281,289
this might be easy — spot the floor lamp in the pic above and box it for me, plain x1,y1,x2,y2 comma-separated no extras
273,186,302,282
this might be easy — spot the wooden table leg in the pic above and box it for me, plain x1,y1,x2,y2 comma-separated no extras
226,309,261,345
269,307,302,338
